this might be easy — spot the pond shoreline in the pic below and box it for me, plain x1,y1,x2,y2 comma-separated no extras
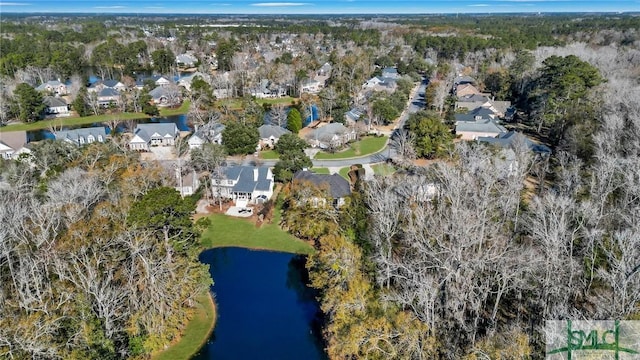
151,290,217,360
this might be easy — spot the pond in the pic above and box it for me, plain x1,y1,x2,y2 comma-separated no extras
194,247,326,360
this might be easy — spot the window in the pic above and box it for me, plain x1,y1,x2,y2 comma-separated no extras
98,135,103,142
79,137,85,144
87,135,95,143
227,180,233,185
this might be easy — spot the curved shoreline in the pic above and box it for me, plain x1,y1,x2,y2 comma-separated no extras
151,290,217,360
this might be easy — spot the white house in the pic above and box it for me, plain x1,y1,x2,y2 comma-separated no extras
0,131,27,160
300,79,322,94
35,80,67,96
175,169,200,197
307,123,357,149
258,124,291,150
129,123,179,151
43,96,69,116
210,166,274,207
55,127,107,146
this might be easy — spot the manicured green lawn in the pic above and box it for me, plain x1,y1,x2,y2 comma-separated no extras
311,167,330,174
0,100,190,133
371,163,396,176
0,112,149,132
338,167,351,180
256,97,296,106
200,209,313,255
159,100,191,117
151,291,216,360
259,150,280,160
314,136,388,160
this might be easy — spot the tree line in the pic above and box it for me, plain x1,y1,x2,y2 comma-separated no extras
0,141,211,359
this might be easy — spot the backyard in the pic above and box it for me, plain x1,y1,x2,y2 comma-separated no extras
313,135,388,160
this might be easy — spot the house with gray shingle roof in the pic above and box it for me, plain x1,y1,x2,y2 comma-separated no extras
210,165,274,207
35,80,67,96
54,126,107,146
43,96,69,116
477,130,551,155
176,53,198,67
293,170,352,207
306,123,356,149
97,88,120,107
455,118,506,141
0,131,27,160
258,124,291,149
129,123,179,151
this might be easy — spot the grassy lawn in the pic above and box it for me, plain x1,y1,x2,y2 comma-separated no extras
256,97,297,106
151,291,216,360
259,150,279,160
314,136,388,160
0,112,149,132
311,167,330,174
338,167,351,180
159,100,191,117
200,208,313,255
371,163,396,176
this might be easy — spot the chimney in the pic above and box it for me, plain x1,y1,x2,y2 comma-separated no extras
253,168,258,182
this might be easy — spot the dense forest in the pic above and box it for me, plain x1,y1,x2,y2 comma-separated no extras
0,142,211,358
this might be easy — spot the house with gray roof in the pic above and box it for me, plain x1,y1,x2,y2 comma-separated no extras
55,126,107,146
382,67,400,79
455,118,506,141
129,123,179,151
149,86,181,107
176,53,198,67
455,106,497,123
43,96,69,116
293,170,352,207
35,80,67,96
0,131,27,160
477,131,551,155
97,88,120,107
258,124,291,149
211,166,274,207
307,123,356,149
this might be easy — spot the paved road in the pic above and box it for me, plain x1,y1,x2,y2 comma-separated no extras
239,77,428,168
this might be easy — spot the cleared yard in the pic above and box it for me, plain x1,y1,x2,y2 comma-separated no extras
259,150,279,160
371,163,396,176
314,136,388,160
199,206,313,255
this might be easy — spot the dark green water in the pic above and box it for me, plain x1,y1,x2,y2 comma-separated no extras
193,247,327,360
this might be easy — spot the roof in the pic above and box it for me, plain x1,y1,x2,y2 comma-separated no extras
55,126,107,145
43,96,67,107
293,170,351,198
455,107,497,122
99,88,119,97
258,124,291,139
309,123,349,139
455,119,506,134
102,79,122,88
477,131,551,154
133,123,178,142
0,131,27,151
458,94,489,103
382,67,399,76
222,166,272,194
454,75,475,85
149,86,171,99
36,80,64,91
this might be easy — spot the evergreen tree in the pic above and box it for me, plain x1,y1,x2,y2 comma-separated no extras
286,108,302,133
12,83,45,122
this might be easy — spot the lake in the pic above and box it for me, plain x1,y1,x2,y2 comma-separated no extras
194,247,326,360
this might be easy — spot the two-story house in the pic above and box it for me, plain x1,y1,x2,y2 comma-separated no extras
210,166,274,207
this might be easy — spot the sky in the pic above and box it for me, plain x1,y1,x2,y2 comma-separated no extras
0,0,639,14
